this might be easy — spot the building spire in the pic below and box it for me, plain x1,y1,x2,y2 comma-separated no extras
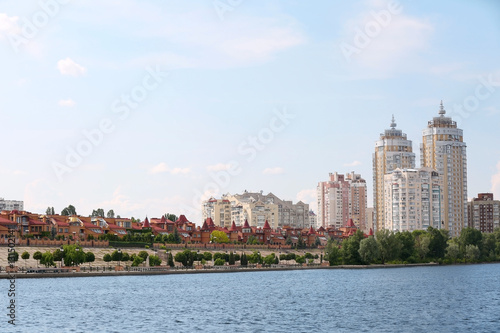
390,114,396,129
439,100,446,116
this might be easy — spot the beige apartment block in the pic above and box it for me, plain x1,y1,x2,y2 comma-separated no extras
228,191,308,229
384,168,444,232
202,197,232,228
421,102,467,237
373,116,416,233
317,172,367,231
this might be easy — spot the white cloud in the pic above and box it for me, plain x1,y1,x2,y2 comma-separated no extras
491,161,500,198
57,58,87,77
344,160,362,167
71,2,305,69
149,162,190,175
206,163,232,172
262,167,284,175
338,1,433,78
58,99,76,107
0,13,20,38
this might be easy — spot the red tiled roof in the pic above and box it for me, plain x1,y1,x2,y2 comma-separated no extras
346,218,356,228
161,215,166,223
143,217,151,228
368,228,373,236
201,221,209,230
176,215,189,224
243,219,250,229
0,216,16,225
29,219,46,226
229,221,237,232
205,217,214,227
308,226,316,235
263,220,271,230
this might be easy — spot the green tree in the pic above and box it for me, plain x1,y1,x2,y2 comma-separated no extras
33,251,43,266
210,230,229,244
45,207,55,215
459,227,482,254
228,252,235,265
465,244,480,262
174,251,187,266
106,209,115,218
297,235,306,249
214,258,225,266
359,236,380,264
132,256,144,267
295,255,306,264
263,253,276,265
446,241,460,263
482,233,497,260
61,205,77,216
62,245,85,266
21,251,30,267
103,253,112,263
203,252,213,261
164,213,178,222
248,251,262,264
53,249,64,265
395,231,415,261
427,227,448,259
416,234,431,260
376,229,402,263
341,230,365,265
240,253,248,266
111,250,123,264
149,255,162,266
325,239,340,265
85,252,95,268
246,235,259,245
138,251,149,261
40,251,54,267
8,250,19,264
167,252,174,267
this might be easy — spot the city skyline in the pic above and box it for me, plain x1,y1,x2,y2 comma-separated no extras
1,1,499,223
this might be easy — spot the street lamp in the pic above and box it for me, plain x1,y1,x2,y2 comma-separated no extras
75,247,80,267
197,250,200,266
60,246,64,268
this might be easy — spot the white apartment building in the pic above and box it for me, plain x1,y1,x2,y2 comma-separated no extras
384,168,444,232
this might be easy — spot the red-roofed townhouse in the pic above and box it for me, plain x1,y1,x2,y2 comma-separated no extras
228,221,239,243
0,216,18,244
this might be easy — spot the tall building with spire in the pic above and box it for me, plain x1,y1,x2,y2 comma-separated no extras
421,102,467,237
373,116,415,232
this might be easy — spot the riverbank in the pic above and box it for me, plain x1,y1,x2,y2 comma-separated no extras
0,262,441,279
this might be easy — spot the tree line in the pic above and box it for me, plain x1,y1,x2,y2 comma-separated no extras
325,227,500,265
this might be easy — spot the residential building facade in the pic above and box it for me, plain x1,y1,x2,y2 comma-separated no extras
421,102,467,237
317,172,367,231
202,197,232,228
467,193,500,233
383,168,444,232
373,116,416,233
0,198,24,211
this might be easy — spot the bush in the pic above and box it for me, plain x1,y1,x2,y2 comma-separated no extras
214,258,225,266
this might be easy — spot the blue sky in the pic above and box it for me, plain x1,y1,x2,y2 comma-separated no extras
1,0,499,224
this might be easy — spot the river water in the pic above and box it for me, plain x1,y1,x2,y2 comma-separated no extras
2,264,500,332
